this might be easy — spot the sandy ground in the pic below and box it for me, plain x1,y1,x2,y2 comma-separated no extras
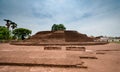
0,43,120,72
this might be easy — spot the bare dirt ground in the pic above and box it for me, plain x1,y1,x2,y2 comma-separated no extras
0,43,120,72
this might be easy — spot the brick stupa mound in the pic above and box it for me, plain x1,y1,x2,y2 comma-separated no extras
11,30,108,45
27,30,93,42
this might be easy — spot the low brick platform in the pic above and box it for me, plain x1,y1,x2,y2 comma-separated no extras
0,50,85,67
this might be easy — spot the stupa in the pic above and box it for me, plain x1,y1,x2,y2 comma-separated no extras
11,30,107,45
26,30,93,42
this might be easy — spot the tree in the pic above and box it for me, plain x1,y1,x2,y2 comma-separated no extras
4,19,17,30
51,24,58,31
0,26,11,40
12,28,32,40
11,22,17,30
51,24,66,31
58,24,66,30
4,19,12,29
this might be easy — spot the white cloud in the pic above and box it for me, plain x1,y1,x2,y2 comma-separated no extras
0,0,120,36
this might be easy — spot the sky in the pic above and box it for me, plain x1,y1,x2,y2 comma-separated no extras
0,0,120,37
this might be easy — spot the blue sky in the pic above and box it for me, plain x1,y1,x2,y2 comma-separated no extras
0,0,120,36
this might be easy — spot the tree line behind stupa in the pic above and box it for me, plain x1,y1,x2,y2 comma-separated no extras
0,19,31,41
0,19,66,42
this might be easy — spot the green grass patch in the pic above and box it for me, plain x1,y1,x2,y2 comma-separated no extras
110,41,120,44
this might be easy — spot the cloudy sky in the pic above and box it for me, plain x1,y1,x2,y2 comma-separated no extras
0,0,120,36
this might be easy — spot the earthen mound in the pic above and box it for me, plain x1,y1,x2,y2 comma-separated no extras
26,30,93,43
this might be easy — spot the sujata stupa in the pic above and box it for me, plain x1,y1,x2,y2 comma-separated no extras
11,30,108,45
26,30,93,42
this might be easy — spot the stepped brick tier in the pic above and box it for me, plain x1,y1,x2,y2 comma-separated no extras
27,30,93,42
10,30,108,45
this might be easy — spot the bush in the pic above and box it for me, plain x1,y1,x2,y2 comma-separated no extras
51,24,66,31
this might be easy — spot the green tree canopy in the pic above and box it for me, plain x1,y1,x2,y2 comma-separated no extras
11,22,17,30
12,28,32,40
51,24,66,31
4,19,17,30
4,19,11,29
0,26,11,40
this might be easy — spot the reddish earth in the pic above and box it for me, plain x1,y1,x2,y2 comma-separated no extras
0,43,120,72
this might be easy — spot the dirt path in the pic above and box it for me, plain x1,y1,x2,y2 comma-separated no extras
0,43,120,72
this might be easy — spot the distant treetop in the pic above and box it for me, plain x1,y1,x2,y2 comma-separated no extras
51,24,66,31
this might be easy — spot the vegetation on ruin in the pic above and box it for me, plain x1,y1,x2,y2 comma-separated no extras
51,24,66,31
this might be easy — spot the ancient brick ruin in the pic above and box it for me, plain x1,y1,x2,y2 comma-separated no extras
26,30,93,43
